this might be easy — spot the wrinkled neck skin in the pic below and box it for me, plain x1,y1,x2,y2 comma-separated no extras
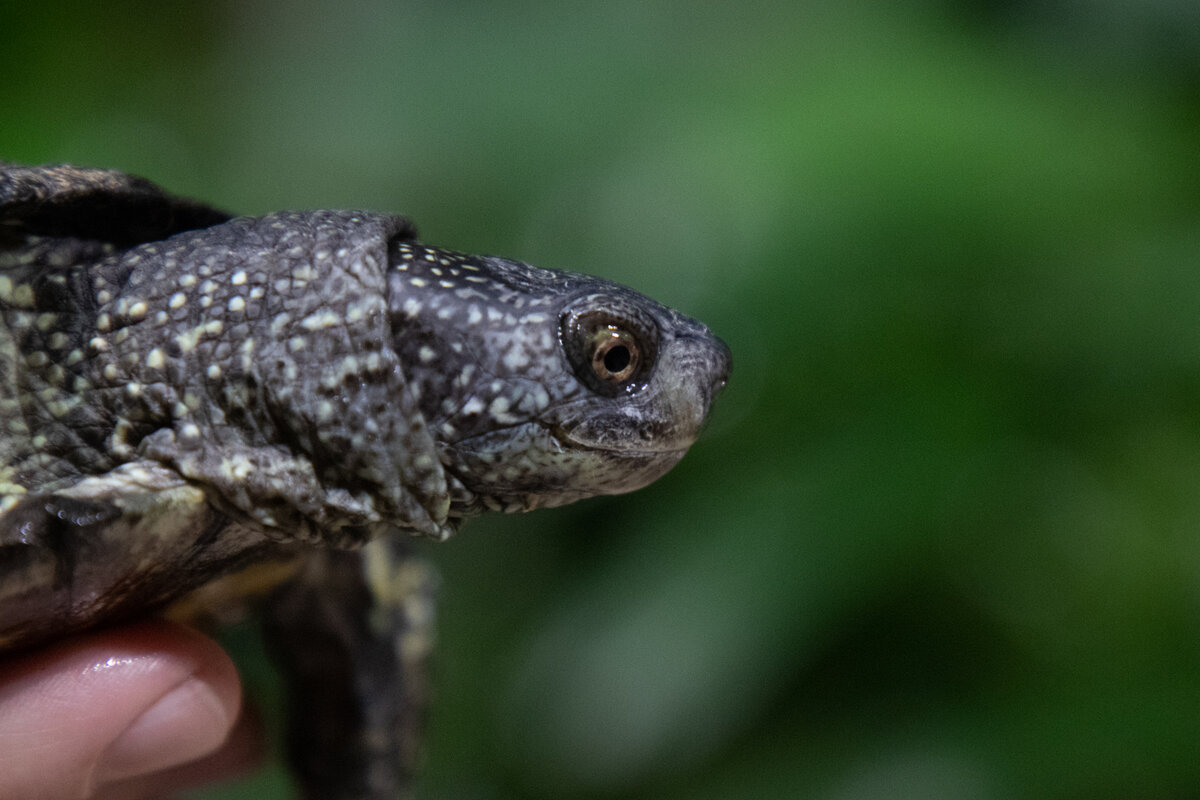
386,241,730,519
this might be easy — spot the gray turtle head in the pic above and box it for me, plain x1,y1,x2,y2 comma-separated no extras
387,240,730,516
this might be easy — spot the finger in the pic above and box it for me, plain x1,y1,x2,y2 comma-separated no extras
92,703,265,800
0,620,242,800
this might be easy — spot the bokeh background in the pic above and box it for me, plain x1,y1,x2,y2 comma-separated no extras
5,1,1200,797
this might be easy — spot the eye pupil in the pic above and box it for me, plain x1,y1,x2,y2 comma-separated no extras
603,344,631,374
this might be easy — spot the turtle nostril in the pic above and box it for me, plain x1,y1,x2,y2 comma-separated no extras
711,337,732,396
674,330,731,405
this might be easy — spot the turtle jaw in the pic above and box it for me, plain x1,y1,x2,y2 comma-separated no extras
547,323,731,457
440,325,730,512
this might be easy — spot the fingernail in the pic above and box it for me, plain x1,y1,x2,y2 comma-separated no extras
97,677,232,783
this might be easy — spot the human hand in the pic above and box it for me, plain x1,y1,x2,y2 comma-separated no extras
0,620,262,799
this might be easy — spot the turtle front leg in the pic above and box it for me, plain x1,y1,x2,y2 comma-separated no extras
0,462,274,652
264,537,437,799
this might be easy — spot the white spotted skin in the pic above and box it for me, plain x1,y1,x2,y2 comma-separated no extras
387,241,730,515
2,166,729,554
2,207,449,545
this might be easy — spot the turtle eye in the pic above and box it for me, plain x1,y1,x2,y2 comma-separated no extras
590,327,639,383
561,303,657,396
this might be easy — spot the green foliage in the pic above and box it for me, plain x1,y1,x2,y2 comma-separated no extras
5,1,1200,797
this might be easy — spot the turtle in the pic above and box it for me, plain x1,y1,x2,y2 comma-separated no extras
0,163,731,798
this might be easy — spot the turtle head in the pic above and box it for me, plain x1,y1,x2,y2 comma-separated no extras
387,241,730,515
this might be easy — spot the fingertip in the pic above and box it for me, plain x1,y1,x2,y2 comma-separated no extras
95,674,232,783
0,620,243,798
93,702,266,800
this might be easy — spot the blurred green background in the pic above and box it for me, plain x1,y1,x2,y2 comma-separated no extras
6,1,1200,797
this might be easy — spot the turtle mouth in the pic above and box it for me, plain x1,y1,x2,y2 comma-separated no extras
543,419,690,458
444,416,687,458
439,418,691,513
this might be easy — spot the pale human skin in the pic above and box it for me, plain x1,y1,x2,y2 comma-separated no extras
0,622,261,799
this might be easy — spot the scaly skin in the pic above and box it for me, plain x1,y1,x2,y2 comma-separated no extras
0,163,730,799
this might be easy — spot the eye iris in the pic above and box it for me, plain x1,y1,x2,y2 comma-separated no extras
562,305,656,396
592,329,638,382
